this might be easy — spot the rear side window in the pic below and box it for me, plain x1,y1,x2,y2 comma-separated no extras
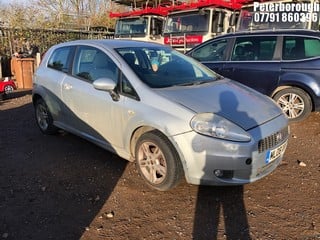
305,38,320,57
231,36,277,61
283,36,320,60
47,47,73,72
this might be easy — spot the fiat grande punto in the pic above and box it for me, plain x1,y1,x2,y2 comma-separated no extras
32,39,289,191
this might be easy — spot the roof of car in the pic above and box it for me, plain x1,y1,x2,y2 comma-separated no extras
54,39,164,49
215,29,320,39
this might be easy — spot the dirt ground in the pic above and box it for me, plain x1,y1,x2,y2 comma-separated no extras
0,90,319,240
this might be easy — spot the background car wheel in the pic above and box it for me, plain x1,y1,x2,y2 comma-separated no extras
35,98,58,134
273,87,312,122
4,85,14,95
135,131,183,191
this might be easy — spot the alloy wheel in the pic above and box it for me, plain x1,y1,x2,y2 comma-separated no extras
276,92,305,119
137,141,167,185
36,103,49,131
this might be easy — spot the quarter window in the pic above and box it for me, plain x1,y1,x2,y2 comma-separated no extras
120,74,139,99
231,36,277,61
283,36,320,60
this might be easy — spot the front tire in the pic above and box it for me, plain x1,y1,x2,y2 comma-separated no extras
273,87,312,122
35,98,58,134
135,131,183,191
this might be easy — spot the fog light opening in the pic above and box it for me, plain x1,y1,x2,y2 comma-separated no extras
214,169,224,177
214,170,234,179
246,158,252,165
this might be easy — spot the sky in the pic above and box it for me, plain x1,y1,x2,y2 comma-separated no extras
2,0,30,5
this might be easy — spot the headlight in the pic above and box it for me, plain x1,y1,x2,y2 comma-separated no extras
190,113,251,142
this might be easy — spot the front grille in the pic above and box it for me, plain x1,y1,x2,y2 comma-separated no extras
258,127,289,153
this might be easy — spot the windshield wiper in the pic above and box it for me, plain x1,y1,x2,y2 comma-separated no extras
174,81,205,86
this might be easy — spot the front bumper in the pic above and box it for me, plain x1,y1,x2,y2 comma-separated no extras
171,114,289,186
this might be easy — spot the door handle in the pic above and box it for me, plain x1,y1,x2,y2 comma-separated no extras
63,83,72,90
224,68,235,72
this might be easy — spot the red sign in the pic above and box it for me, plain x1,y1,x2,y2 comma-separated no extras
164,35,203,45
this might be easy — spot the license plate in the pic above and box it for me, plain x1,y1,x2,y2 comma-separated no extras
265,141,288,164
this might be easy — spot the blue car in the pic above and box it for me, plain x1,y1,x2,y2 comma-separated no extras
187,30,320,122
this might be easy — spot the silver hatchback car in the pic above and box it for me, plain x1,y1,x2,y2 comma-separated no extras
32,39,289,191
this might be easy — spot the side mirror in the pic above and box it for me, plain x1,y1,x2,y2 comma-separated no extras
93,78,116,91
93,78,119,101
151,18,156,35
151,18,159,35
151,18,163,36
229,12,237,27
216,12,224,33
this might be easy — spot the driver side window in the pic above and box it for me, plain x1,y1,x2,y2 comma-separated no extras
191,39,227,61
73,46,118,82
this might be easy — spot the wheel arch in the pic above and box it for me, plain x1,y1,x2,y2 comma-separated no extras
32,93,43,106
129,126,160,161
275,72,319,110
129,125,188,178
129,126,185,162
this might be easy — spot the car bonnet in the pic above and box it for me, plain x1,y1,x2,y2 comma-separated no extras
155,79,283,130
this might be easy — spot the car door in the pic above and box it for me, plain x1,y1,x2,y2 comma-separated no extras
281,35,320,75
61,45,125,150
39,45,75,124
221,35,281,96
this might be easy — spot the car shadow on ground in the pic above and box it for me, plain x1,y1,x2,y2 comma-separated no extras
0,89,32,102
1,93,253,239
0,101,128,239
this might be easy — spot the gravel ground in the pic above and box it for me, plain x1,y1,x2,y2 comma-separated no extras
0,91,319,240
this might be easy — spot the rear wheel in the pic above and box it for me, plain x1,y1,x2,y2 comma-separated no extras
35,98,58,134
273,87,312,122
135,131,183,191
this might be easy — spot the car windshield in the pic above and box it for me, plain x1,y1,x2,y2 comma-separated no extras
116,46,218,88
164,11,210,34
115,17,148,37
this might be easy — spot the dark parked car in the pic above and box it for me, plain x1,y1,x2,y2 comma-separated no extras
187,30,320,122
